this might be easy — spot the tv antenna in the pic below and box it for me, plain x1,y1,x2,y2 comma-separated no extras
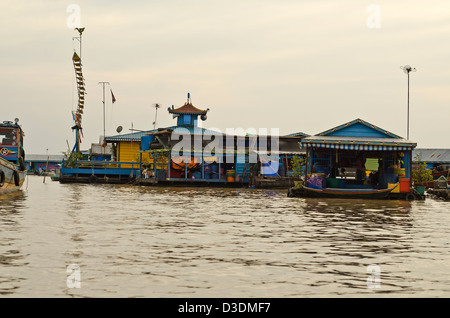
400,65,417,140
153,103,160,130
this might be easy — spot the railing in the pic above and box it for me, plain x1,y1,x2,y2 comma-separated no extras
63,160,141,170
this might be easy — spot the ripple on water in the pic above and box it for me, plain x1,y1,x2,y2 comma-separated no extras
0,176,449,297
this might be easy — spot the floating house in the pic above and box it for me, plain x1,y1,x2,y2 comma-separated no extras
60,93,307,186
412,148,450,185
106,94,306,187
25,154,64,175
288,118,421,199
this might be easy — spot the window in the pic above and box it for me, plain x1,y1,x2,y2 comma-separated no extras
0,128,18,146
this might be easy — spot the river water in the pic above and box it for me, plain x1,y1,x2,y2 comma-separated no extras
0,175,449,298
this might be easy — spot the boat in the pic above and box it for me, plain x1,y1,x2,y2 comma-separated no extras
300,185,394,199
0,119,27,195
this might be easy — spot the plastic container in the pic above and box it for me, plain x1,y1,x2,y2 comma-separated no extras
192,172,202,179
388,183,400,193
326,178,340,188
415,185,425,195
399,178,410,193
210,164,218,173
227,176,235,182
226,170,235,176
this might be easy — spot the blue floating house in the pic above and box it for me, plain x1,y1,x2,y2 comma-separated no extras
60,93,307,186
102,94,307,186
25,154,64,175
299,118,418,198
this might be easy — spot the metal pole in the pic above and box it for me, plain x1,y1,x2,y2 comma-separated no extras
407,72,410,140
98,82,110,141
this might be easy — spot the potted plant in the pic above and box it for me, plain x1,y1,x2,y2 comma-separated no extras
412,152,433,195
291,155,305,188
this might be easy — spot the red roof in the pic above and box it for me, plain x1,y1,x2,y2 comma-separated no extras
168,103,208,115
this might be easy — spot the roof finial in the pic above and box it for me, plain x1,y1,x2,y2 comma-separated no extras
187,92,191,104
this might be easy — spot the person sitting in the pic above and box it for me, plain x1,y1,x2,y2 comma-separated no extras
142,168,148,179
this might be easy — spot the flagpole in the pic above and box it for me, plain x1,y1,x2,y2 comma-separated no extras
98,82,110,142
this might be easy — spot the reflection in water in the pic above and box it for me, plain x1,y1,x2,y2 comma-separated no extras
0,190,27,295
0,176,449,297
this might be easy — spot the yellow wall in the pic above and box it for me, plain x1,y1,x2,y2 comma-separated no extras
118,141,140,168
116,141,168,169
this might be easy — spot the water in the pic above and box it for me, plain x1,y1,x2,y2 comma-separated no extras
0,175,449,297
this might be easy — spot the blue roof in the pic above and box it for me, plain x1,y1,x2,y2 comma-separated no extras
317,118,402,139
301,119,416,150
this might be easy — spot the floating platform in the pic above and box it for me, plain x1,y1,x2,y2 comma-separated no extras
252,176,301,189
427,188,450,201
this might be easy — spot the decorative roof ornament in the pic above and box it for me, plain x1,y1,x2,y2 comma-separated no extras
168,92,209,116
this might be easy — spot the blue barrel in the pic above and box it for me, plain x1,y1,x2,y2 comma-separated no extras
192,172,202,179
141,135,155,150
204,165,212,173
211,173,219,179
210,164,218,173
204,172,211,179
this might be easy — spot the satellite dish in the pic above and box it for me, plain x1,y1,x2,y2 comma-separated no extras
116,126,123,133
14,118,19,124
201,114,207,121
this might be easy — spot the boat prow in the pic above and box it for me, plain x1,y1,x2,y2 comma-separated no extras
0,157,26,195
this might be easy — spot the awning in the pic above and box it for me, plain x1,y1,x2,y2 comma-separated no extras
301,136,416,151
303,143,413,151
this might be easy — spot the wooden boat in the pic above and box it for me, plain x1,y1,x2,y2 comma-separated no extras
0,120,27,195
300,185,394,199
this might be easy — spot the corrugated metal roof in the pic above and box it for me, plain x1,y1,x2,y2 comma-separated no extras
104,126,227,142
104,129,159,142
25,154,64,162
412,148,450,163
285,132,310,137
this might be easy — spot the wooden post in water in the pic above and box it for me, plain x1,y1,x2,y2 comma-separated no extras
43,149,49,183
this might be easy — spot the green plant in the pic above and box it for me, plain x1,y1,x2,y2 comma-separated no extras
62,150,82,168
412,153,433,185
291,155,305,178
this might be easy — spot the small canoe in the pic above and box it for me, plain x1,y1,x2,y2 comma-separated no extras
301,185,393,199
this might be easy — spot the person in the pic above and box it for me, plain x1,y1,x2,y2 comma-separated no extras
378,158,383,174
142,168,148,179
355,155,365,184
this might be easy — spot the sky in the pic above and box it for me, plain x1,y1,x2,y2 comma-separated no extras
2,0,450,155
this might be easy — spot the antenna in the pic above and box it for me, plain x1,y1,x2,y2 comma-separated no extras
153,103,160,130
73,27,85,58
400,65,417,140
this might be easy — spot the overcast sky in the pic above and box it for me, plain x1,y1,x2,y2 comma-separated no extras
2,0,449,155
